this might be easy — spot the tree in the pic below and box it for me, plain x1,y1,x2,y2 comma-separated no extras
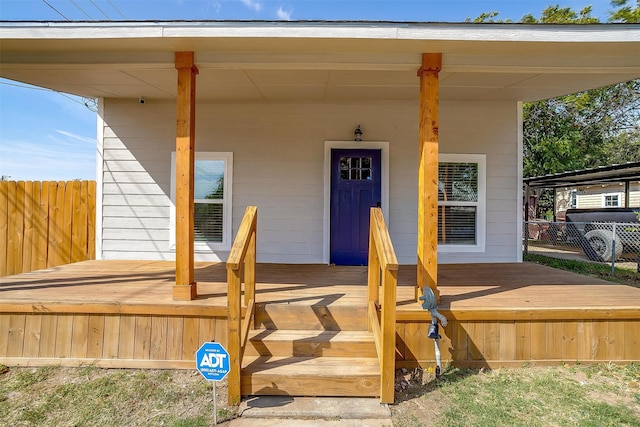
609,0,640,22
471,2,640,216
523,80,640,178
521,5,600,23
467,4,599,23
521,2,639,179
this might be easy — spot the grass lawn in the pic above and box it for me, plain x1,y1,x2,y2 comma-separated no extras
1,363,639,426
393,363,640,427
0,365,235,426
524,253,640,288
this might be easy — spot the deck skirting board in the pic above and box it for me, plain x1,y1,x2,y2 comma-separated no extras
1,312,638,368
396,319,640,365
0,312,228,366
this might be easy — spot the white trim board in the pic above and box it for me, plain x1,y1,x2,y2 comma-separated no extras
169,151,234,253
323,140,390,265
516,101,524,262
437,153,487,253
95,98,105,260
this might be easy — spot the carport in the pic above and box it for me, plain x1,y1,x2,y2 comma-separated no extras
524,162,640,269
524,161,640,219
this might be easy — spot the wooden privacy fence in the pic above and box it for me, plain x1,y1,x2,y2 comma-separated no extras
0,181,96,277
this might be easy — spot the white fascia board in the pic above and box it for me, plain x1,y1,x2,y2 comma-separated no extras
163,24,401,40
397,24,640,43
0,24,165,39
1,21,639,43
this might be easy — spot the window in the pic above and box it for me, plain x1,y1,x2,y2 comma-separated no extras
603,193,620,207
170,152,233,251
437,154,486,252
569,189,577,209
340,157,372,180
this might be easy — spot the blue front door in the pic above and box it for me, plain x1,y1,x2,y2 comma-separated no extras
330,149,382,265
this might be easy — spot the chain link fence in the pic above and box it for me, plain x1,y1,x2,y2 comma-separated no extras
524,220,640,274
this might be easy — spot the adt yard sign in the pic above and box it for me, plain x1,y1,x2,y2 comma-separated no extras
196,342,230,381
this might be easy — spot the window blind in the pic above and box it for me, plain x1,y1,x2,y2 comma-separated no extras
438,162,479,245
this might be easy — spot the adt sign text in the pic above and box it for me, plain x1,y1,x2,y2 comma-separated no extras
196,342,230,381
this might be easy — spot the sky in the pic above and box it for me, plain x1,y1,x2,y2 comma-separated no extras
0,0,616,181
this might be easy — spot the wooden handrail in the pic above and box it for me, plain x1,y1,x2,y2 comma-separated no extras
227,206,258,270
226,206,257,405
367,207,397,404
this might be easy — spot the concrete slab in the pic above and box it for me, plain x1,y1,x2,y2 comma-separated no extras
236,396,391,421
229,418,393,426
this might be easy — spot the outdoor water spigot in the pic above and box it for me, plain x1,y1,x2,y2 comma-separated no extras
419,287,448,328
419,289,435,311
420,287,448,377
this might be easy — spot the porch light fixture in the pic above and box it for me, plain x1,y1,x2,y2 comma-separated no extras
354,125,363,141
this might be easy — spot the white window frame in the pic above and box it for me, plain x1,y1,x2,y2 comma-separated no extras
602,192,621,208
437,153,486,253
170,152,233,252
569,189,578,209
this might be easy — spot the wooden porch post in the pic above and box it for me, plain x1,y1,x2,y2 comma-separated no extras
173,51,199,301
416,53,442,303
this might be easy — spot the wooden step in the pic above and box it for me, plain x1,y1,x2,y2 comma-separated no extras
241,356,380,397
245,329,377,358
255,303,368,331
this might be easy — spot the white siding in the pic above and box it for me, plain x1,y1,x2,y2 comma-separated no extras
437,101,520,264
578,193,606,208
573,183,640,209
100,101,174,261
100,99,520,263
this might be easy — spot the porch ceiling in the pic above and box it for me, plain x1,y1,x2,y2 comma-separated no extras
1,21,639,103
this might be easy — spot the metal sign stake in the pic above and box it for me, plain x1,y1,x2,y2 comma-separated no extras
195,341,230,427
213,381,217,425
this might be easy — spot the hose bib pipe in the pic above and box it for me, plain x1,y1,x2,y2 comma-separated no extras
419,287,448,376
433,335,441,376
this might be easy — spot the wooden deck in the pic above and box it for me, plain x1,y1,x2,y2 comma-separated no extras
1,260,639,369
